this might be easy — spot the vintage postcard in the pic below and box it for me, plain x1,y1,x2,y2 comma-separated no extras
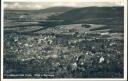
1,0,127,81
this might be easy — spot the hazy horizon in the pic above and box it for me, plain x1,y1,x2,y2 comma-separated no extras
4,2,124,10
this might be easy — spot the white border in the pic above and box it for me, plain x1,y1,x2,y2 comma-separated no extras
123,0,127,80
3,0,125,2
1,0,4,80
1,0,127,81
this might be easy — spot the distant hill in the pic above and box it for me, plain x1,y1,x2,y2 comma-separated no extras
37,7,75,13
4,7,75,21
49,7,124,24
5,7,74,13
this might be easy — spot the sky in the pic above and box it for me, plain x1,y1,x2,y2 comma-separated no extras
4,2,124,10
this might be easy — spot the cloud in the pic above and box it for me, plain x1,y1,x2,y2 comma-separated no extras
4,4,8,8
52,2,77,7
4,2,23,10
115,2,124,6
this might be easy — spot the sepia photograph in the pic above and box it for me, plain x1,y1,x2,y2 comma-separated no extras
1,0,127,80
